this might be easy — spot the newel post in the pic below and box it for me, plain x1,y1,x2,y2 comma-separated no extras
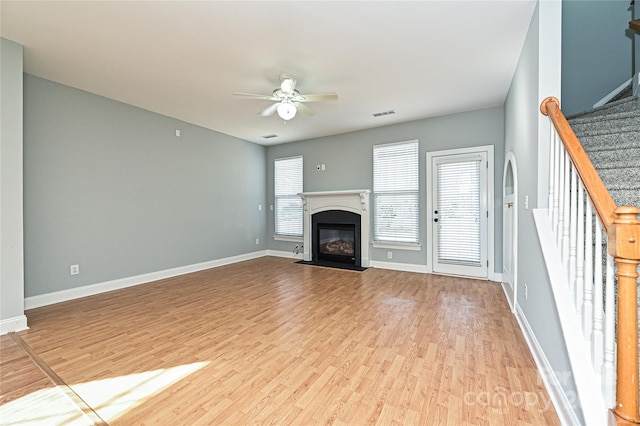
608,206,640,423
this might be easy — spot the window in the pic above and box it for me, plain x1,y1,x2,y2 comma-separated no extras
373,140,419,244
274,156,303,237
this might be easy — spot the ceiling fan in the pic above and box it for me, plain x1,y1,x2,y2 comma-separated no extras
234,73,338,121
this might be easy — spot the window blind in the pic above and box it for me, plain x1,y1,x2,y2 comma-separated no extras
436,159,481,266
373,141,419,243
274,156,303,236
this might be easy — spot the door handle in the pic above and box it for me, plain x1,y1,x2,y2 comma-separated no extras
507,202,513,208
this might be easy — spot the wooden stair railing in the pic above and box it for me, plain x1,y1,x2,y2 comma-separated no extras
630,19,640,34
541,97,640,424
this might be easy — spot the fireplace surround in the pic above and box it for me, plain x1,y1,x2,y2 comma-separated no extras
300,190,370,268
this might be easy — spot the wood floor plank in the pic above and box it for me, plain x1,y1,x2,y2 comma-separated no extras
3,257,560,425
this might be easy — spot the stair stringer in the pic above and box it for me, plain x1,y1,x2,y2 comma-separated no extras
532,208,609,425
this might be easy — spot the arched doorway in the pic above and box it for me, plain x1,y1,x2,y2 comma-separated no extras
503,152,518,312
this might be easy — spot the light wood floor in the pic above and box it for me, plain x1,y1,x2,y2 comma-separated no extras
1,257,560,425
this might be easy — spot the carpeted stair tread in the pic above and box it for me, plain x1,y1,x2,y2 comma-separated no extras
569,111,640,135
577,127,640,145
609,189,640,208
581,138,639,153
588,148,640,168
597,167,640,190
569,108,640,124
566,95,639,120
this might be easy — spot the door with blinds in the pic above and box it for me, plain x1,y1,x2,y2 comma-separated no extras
430,150,489,279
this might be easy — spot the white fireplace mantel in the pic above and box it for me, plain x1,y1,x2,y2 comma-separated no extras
299,190,370,267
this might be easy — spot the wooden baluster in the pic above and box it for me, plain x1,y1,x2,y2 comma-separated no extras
609,206,640,422
583,198,594,340
557,148,565,247
604,252,616,407
569,167,578,294
562,154,571,265
592,214,604,372
552,132,561,233
548,127,556,218
575,179,585,316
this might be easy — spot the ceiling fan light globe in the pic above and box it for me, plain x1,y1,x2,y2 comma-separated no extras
277,102,297,120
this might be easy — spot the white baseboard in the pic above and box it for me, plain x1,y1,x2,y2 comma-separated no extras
369,260,429,274
25,250,269,310
514,304,581,426
369,260,504,282
500,281,515,312
266,249,304,260
0,315,29,335
592,77,633,108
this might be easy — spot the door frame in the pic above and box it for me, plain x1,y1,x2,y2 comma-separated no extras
426,145,495,280
502,151,518,312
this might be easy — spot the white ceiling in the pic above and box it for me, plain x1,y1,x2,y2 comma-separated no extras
1,1,537,145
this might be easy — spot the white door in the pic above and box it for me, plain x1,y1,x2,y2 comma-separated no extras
502,154,518,311
430,151,489,279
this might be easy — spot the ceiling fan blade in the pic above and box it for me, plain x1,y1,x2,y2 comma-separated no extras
298,93,339,102
234,92,277,101
295,102,315,117
259,102,280,117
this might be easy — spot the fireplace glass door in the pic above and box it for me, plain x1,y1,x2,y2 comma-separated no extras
317,224,356,264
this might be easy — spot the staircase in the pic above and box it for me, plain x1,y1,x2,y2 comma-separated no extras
540,92,640,425
533,9,640,425
568,93,640,425
567,93,640,209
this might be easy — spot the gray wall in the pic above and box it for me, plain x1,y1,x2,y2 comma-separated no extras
23,75,267,297
635,0,640,96
266,107,505,273
0,38,25,324
562,0,634,115
505,3,582,422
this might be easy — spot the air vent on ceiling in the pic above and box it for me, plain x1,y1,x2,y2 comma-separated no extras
373,109,396,117
262,134,278,139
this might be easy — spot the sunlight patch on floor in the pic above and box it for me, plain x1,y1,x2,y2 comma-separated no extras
0,385,94,426
0,361,209,425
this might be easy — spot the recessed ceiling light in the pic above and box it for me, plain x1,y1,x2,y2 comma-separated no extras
262,134,278,139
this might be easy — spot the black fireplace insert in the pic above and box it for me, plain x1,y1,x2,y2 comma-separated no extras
312,210,362,267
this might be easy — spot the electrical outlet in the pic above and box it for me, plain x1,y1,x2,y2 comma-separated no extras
70,264,79,275
524,283,528,300
258,204,262,211
256,238,260,245
387,251,392,259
